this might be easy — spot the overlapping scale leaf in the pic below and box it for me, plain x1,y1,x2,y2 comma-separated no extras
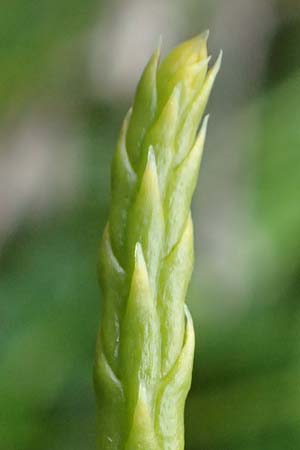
126,47,160,169
164,115,209,255
94,339,125,450
126,149,164,295
157,32,209,114
158,214,194,376
109,110,137,266
99,225,127,371
142,84,181,195
125,386,160,450
175,52,222,165
120,243,160,424
155,307,195,450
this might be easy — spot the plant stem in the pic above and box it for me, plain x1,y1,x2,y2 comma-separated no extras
94,33,221,450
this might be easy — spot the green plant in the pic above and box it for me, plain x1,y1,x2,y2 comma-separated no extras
94,33,221,450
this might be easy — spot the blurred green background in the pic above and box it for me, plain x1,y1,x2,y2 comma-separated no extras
0,0,300,449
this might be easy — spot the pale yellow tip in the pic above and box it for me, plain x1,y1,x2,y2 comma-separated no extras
201,114,210,135
214,50,223,73
199,29,210,42
147,145,156,169
134,242,143,262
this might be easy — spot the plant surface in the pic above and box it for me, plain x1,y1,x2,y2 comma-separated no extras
94,33,221,450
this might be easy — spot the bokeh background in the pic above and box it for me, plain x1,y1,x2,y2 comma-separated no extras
1,0,300,449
